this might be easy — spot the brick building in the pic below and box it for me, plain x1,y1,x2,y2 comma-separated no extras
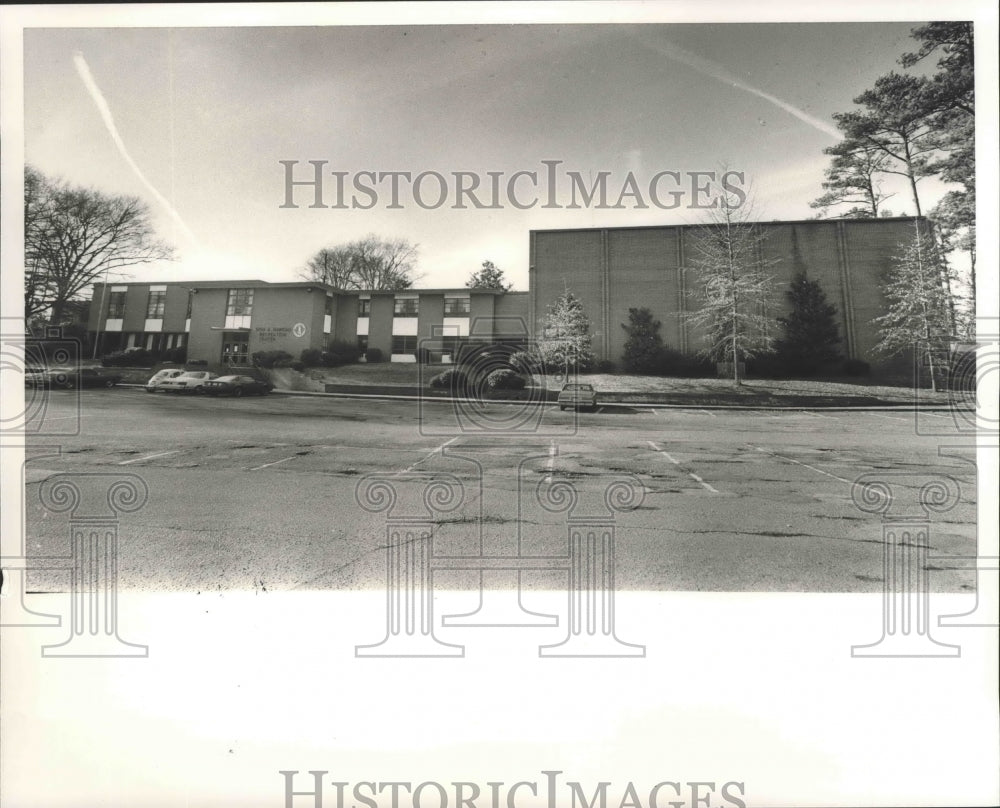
529,216,927,369
87,280,530,366
88,216,925,371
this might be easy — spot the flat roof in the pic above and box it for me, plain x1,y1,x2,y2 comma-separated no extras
90,280,519,295
530,215,927,236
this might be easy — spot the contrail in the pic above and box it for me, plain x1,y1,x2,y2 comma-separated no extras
637,34,842,140
73,51,198,246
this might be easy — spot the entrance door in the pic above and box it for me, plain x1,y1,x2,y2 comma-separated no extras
221,332,249,366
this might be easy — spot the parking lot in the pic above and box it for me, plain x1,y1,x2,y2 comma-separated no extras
21,386,978,593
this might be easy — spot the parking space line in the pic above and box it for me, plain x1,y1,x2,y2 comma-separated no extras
596,406,605,413
699,409,717,418
401,435,460,474
250,455,297,471
753,445,852,484
646,440,720,493
802,411,836,419
871,413,908,422
118,450,179,465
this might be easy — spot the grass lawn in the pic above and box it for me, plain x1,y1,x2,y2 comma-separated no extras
303,362,947,404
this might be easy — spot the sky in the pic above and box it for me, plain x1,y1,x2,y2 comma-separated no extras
17,16,968,291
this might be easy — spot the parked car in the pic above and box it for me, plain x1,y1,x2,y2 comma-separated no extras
144,368,186,393
202,375,272,397
557,382,597,411
25,367,123,389
158,370,218,394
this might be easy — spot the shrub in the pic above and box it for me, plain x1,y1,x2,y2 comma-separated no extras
429,368,468,391
842,358,871,377
102,349,158,367
484,368,526,391
323,340,361,367
252,350,294,368
654,348,714,378
508,350,541,375
300,348,324,367
290,360,305,372
365,347,384,363
747,354,788,379
595,359,616,373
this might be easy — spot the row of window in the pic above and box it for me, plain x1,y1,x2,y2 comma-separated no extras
106,288,473,321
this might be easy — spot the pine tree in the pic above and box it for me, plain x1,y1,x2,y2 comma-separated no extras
774,274,842,375
874,222,956,390
466,260,513,291
539,289,595,372
621,307,664,373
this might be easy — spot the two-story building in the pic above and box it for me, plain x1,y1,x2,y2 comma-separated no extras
87,280,530,366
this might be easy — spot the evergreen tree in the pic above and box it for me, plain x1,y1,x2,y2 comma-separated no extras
539,289,595,372
774,274,842,375
466,260,513,291
620,307,664,373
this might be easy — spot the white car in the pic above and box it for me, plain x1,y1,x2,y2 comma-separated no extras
144,368,186,393
159,370,218,394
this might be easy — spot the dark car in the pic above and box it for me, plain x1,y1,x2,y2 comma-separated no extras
25,367,123,389
202,375,272,397
557,382,597,411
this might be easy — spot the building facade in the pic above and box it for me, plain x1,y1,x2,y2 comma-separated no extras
529,216,927,368
87,280,530,366
88,216,925,372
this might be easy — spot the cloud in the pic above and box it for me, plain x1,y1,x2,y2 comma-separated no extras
72,51,199,246
637,34,842,140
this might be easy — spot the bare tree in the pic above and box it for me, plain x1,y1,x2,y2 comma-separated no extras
24,166,174,323
684,184,778,385
300,234,420,290
874,220,958,390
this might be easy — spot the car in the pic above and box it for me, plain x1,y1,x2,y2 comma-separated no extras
557,382,597,411
202,375,272,397
158,370,218,394
25,367,123,389
144,368,186,393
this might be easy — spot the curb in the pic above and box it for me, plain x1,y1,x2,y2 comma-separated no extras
264,387,955,412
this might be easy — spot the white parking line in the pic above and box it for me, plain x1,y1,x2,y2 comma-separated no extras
118,450,179,465
871,413,908,422
401,435,460,474
802,411,836,419
544,438,557,483
646,440,720,493
250,455,297,471
700,409,717,418
753,445,852,484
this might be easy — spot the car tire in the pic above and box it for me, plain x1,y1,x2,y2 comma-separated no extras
105,379,117,388
559,405,565,411
232,388,243,398
145,388,155,393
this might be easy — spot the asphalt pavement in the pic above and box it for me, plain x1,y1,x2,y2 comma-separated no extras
19,386,978,593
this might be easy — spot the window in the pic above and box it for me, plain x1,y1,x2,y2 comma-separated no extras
443,297,470,315
357,335,369,354
107,291,126,318
391,335,417,355
393,297,418,316
325,295,334,316
146,290,166,318
226,288,254,317
358,298,371,317
186,292,193,319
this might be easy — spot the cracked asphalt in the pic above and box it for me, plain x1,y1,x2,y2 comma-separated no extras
20,386,977,592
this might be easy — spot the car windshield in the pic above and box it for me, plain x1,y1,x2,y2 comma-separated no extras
563,384,593,391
